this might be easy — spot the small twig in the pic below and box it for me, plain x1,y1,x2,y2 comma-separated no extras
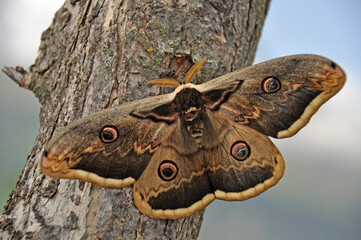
2,66,30,89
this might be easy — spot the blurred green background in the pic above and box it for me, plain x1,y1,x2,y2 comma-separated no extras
0,0,360,239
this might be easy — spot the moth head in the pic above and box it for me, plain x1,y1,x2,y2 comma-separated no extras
174,87,204,113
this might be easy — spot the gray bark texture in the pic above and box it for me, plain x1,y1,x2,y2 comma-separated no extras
0,0,270,239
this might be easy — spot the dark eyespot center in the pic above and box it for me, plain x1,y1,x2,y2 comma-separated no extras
162,168,174,178
103,131,114,140
235,147,247,157
231,141,250,161
158,160,178,181
100,126,118,143
330,61,337,69
262,77,281,93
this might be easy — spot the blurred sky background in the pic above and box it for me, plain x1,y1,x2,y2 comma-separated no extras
0,0,360,239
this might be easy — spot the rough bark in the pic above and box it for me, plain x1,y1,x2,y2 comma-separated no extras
0,0,270,239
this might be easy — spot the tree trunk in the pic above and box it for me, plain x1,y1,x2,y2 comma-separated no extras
0,0,270,239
